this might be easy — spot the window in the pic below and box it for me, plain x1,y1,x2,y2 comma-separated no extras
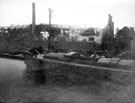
89,37,94,41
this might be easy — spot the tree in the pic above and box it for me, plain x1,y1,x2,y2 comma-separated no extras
115,26,132,51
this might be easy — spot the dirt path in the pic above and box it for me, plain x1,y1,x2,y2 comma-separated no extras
40,58,135,73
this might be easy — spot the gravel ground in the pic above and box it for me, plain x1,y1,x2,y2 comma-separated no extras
0,58,135,103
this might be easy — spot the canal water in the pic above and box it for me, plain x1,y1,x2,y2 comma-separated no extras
0,58,26,102
0,58,49,102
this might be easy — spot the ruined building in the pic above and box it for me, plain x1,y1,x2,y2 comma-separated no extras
103,14,114,39
101,14,115,53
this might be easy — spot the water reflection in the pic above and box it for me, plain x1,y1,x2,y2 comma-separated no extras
23,58,46,84
24,69,46,84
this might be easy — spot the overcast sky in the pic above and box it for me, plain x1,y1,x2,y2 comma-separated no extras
0,0,135,29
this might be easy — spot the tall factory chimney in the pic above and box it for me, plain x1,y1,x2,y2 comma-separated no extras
108,14,114,37
32,2,36,39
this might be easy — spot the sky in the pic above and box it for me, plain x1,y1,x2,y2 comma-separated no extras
0,0,135,29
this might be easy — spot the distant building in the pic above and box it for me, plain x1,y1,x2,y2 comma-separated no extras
76,27,103,44
54,33,70,41
51,24,84,41
40,31,49,40
77,36,90,42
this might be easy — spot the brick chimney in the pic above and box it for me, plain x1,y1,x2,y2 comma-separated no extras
32,2,36,39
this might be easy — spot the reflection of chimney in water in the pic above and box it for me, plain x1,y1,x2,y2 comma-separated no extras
32,2,36,39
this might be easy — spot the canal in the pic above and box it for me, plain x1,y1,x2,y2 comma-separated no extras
0,58,26,102
0,58,134,103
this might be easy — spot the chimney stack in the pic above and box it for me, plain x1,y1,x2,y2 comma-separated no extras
32,2,36,39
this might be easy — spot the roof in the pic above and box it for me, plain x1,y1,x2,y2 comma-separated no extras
45,53,66,59
64,52,77,56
